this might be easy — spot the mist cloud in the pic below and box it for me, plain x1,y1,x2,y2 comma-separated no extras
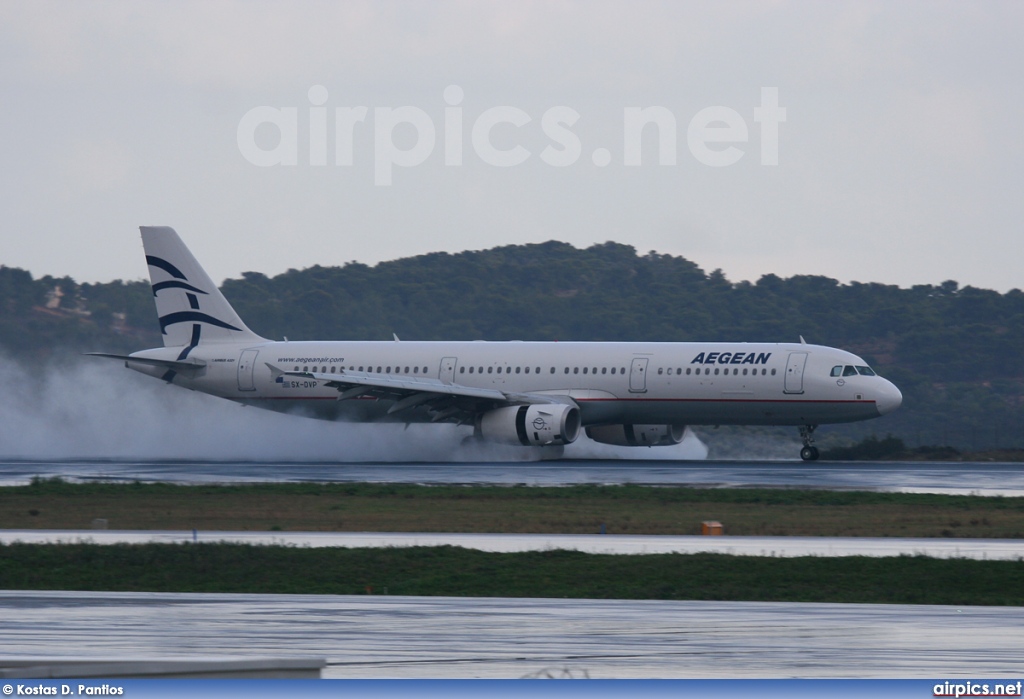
0,357,707,462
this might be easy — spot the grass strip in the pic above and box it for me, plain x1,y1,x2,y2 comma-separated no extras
1,543,1023,606
3,480,1024,538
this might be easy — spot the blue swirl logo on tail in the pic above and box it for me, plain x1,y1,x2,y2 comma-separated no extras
152,280,208,296
146,255,187,280
159,311,242,334
147,255,242,335
147,254,242,383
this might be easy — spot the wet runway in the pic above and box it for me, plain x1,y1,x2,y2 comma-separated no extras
4,530,1023,560
1,591,1021,678
4,459,1023,679
3,459,1024,495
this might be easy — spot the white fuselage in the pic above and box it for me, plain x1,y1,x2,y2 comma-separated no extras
128,339,903,428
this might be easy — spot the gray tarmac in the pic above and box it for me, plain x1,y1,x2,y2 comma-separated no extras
3,458,1024,495
1,591,1022,679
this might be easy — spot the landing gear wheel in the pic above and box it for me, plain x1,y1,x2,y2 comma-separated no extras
798,424,819,462
800,445,820,461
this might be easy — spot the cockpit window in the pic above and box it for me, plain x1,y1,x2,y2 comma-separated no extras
830,365,843,377
856,366,876,376
842,365,858,377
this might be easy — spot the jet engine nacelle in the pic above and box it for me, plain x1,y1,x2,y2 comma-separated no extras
585,423,685,447
478,404,581,446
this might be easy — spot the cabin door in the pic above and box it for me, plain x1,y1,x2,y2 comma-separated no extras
440,356,458,385
784,352,808,394
629,357,649,393
237,349,259,391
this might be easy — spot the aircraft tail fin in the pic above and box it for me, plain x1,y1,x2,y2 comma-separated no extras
140,226,265,348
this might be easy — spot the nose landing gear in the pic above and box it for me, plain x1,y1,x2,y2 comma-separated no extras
799,425,820,461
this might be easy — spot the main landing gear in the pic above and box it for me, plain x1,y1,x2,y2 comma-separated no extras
799,425,820,461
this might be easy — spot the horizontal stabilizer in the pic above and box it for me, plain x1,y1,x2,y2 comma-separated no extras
85,352,207,378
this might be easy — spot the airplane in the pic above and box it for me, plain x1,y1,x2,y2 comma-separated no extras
91,226,903,461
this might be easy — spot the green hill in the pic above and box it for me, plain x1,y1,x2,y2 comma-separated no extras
3,241,1022,450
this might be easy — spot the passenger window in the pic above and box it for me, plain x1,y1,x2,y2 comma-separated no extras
469,367,474,374
658,368,664,375
602,368,607,374
413,366,418,374
574,367,579,374
831,365,843,377
583,367,588,374
843,365,857,377
686,368,691,375
525,367,530,374
535,367,540,374
302,365,308,372
564,367,569,374
733,368,738,375
770,368,776,376
460,367,465,373
330,366,336,374
294,366,299,372
610,367,616,374
714,368,719,375
487,367,493,374
856,366,876,376
742,368,747,375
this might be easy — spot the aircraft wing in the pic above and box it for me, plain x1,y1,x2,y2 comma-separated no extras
269,364,573,422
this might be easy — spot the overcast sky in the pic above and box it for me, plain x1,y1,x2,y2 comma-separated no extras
1,1,1021,293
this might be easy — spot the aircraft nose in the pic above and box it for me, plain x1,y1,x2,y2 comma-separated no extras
876,380,903,416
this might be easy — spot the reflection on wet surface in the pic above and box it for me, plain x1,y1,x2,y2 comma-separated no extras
3,530,1023,560
1,591,1022,678
2,459,1024,495
3,460,1023,679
